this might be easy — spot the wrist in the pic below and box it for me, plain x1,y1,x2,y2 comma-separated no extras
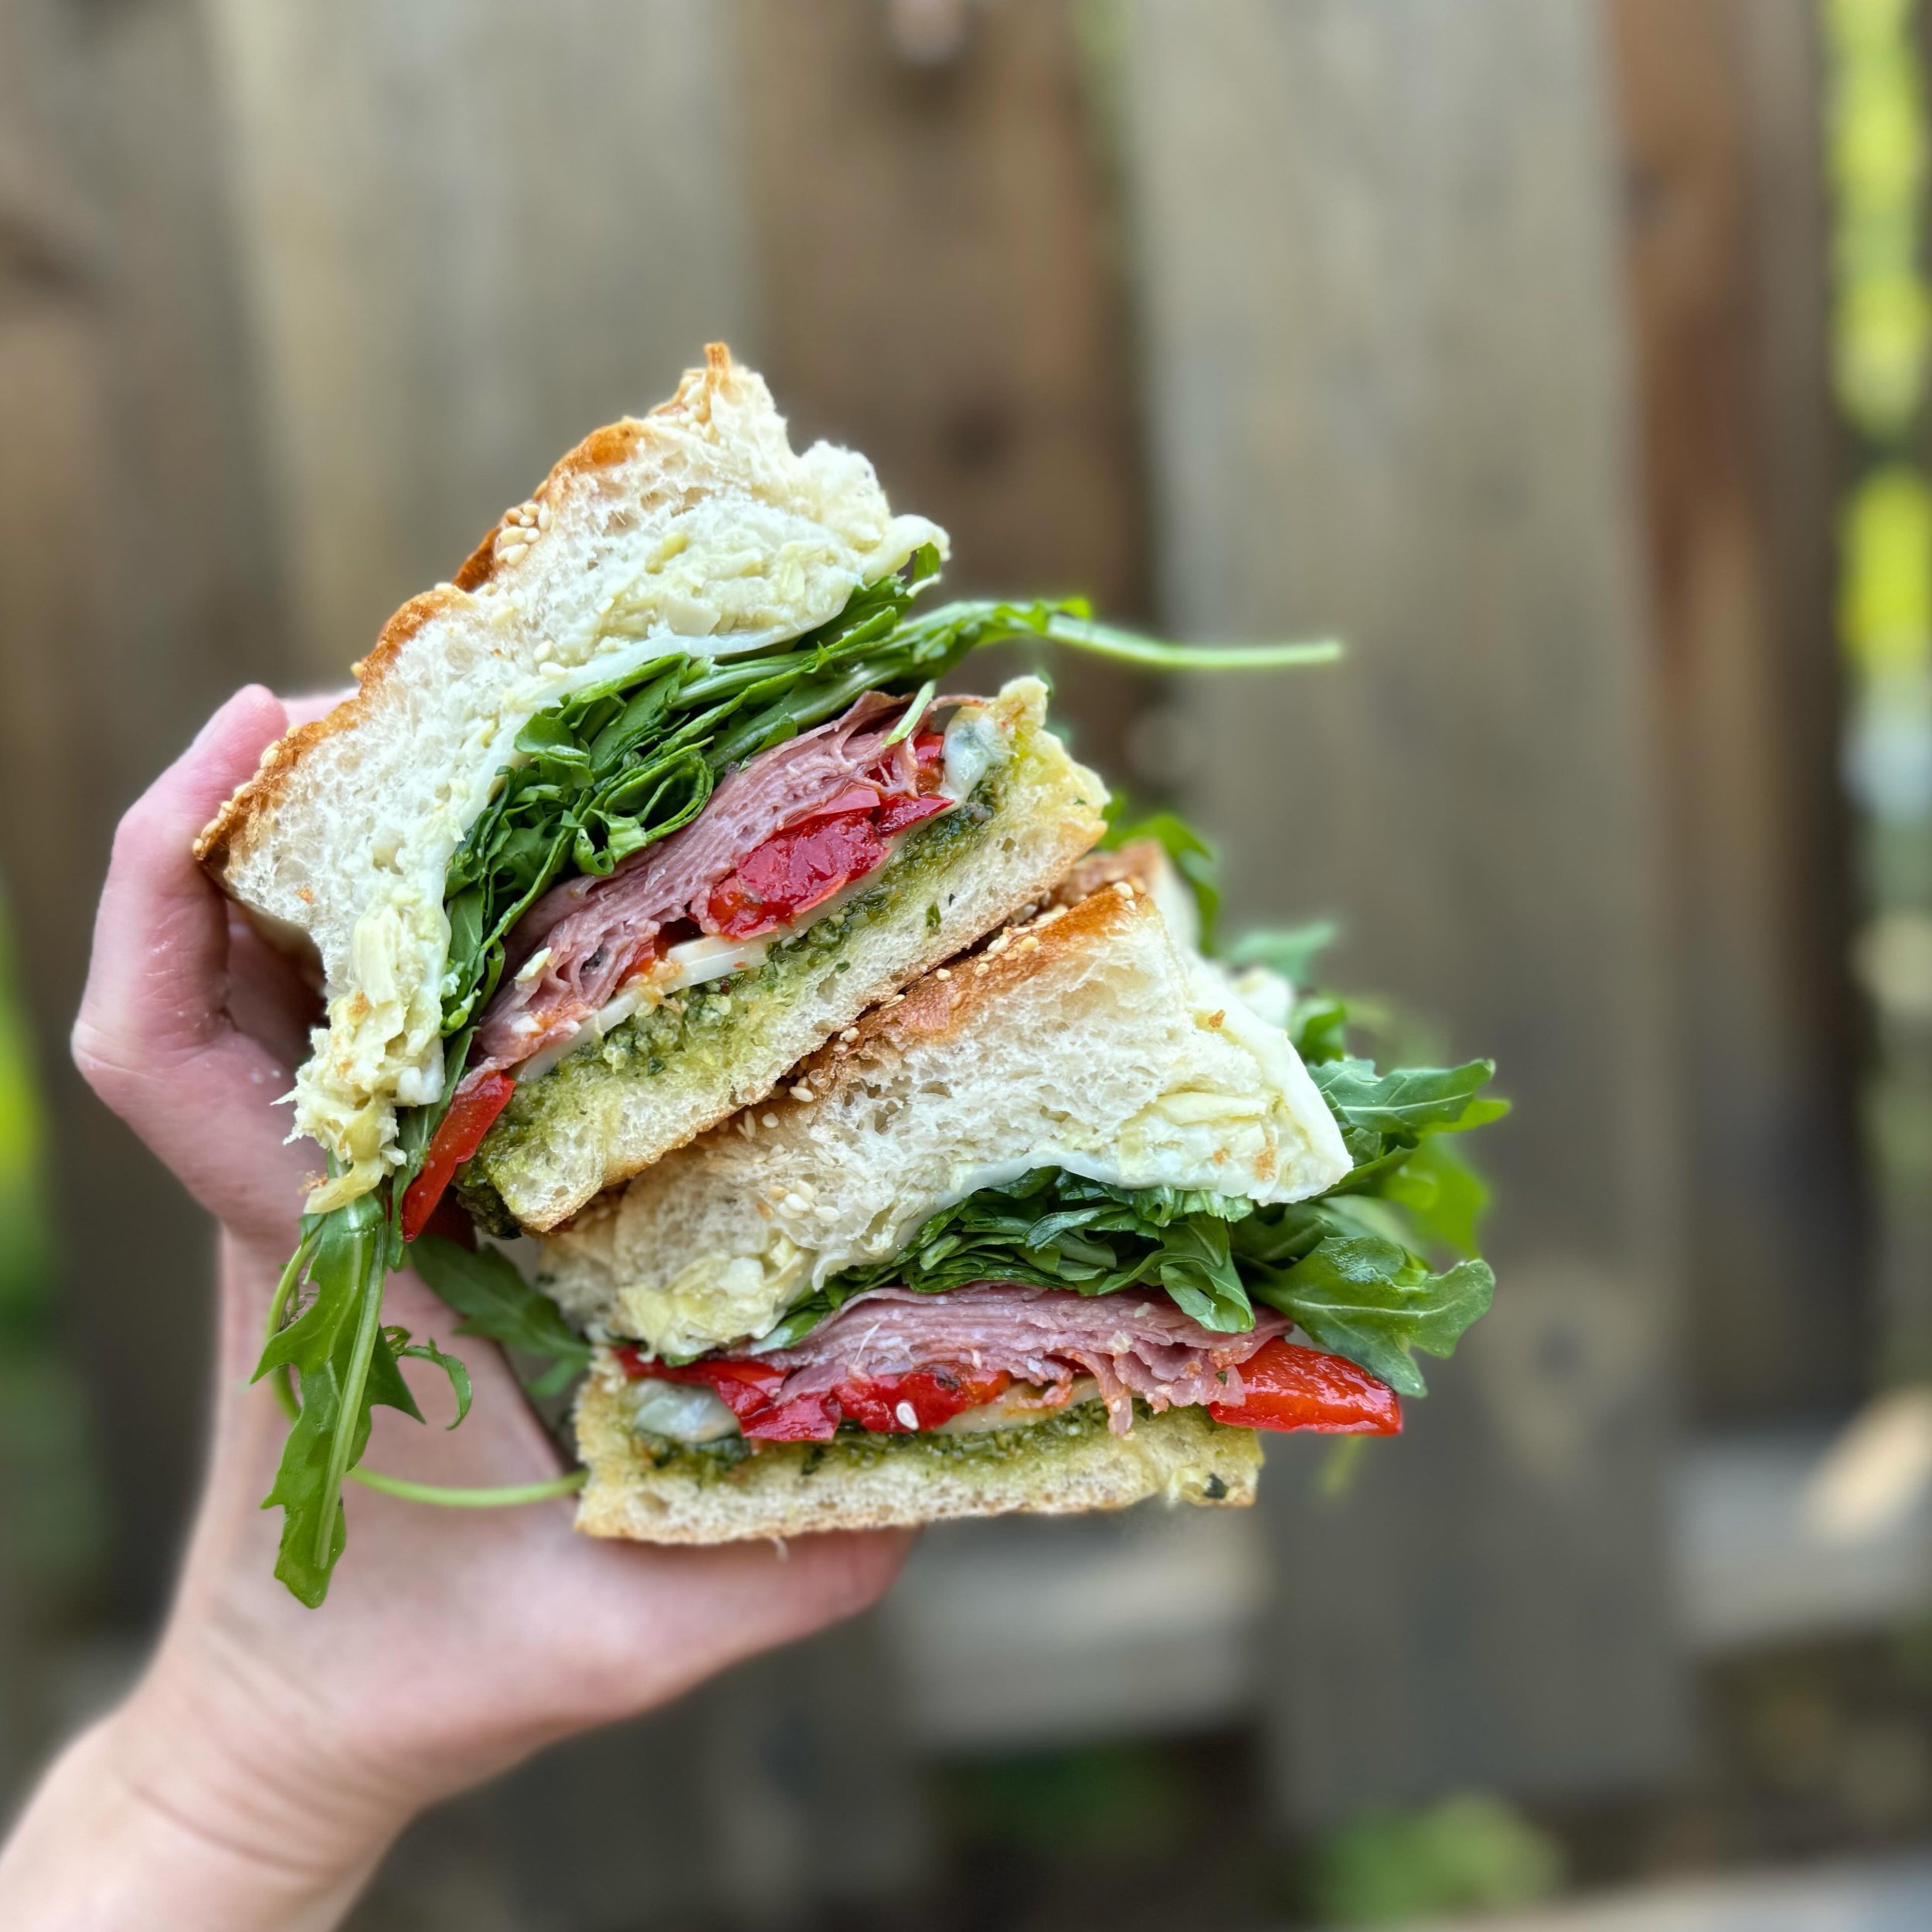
0,1699,390,1932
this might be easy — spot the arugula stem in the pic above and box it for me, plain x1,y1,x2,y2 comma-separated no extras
1032,615,1343,672
314,1226,386,1569
263,1227,319,1350
262,1229,320,1425
347,1468,587,1507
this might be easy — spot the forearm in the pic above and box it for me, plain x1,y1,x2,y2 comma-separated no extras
0,1696,392,1932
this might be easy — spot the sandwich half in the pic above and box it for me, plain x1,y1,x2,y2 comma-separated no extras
199,347,1106,1235
543,852,1485,1544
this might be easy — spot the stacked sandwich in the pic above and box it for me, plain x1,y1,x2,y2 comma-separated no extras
200,345,1498,1603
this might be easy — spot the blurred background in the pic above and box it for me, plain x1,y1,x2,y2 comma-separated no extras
4,1,1932,1927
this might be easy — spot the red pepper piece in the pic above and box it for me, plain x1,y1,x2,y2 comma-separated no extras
705,810,888,940
828,1364,1012,1434
873,792,953,838
400,1071,516,1243
1206,1337,1403,1435
619,1350,1013,1442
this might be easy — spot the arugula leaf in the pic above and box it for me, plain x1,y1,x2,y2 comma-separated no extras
394,1333,474,1428
1312,1056,1499,1141
1381,1133,1492,1260
1310,1056,1504,1166
253,1189,389,1607
1227,920,1338,986
1247,1234,1495,1398
410,1236,594,1378
1288,992,1352,1064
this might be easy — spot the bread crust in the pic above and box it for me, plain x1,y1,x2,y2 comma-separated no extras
195,345,746,888
786,871,1153,1116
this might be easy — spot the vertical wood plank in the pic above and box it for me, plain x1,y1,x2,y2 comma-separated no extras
1116,0,1689,1821
730,0,1152,769
1610,0,1864,1423
204,0,755,677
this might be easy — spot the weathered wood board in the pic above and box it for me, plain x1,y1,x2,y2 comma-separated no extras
1610,0,1864,1423
1114,0,1691,1821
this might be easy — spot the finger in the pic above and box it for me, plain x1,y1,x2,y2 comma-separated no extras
564,1530,914,1720
73,686,311,1235
77,685,287,1066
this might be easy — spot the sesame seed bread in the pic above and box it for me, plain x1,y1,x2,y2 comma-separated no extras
466,679,1107,1232
537,860,1351,1357
196,345,947,1203
572,1349,1263,1543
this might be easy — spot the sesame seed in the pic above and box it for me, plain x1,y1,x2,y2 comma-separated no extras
895,1401,919,1430
839,1026,860,1043
497,541,529,567
1113,879,1135,898
1016,936,1040,953
934,968,951,981
761,1113,779,1129
782,1193,810,1215
791,1084,815,1103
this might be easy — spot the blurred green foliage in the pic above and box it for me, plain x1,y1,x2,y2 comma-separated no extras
0,886,106,1592
944,1742,1194,1861
1826,0,1932,1383
1827,0,1930,438
1302,1791,1566,1926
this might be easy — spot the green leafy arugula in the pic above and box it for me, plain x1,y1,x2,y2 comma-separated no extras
254,562,1333,1605
410,1236,594,1397
760,1172,1258,1347
440,553,1332,1042
757,1053,1504,1398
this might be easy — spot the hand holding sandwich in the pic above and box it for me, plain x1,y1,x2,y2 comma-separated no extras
0,685,907,1932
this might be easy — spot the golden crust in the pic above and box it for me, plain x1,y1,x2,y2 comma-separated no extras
193,344,747,888
781,855,1161,1115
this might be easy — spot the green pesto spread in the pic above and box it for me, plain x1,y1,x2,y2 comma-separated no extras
627,1398,1121,1488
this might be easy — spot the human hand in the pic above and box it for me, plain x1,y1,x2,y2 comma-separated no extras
1,688,907,1930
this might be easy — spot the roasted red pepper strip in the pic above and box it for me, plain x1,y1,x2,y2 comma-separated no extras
619,1348,1012,1442
706,811,886,940
1205,1337,1402,1435
872,792,953,839
702,733,952,940
400,1070,516,1243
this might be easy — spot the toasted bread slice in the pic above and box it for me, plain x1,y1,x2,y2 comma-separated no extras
538,855,1349,1355
196,345,947,1199
572,1349,1262,1543
464,678,1106,1232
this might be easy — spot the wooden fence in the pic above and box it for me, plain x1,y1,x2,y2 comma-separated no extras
0,0,1863,1920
